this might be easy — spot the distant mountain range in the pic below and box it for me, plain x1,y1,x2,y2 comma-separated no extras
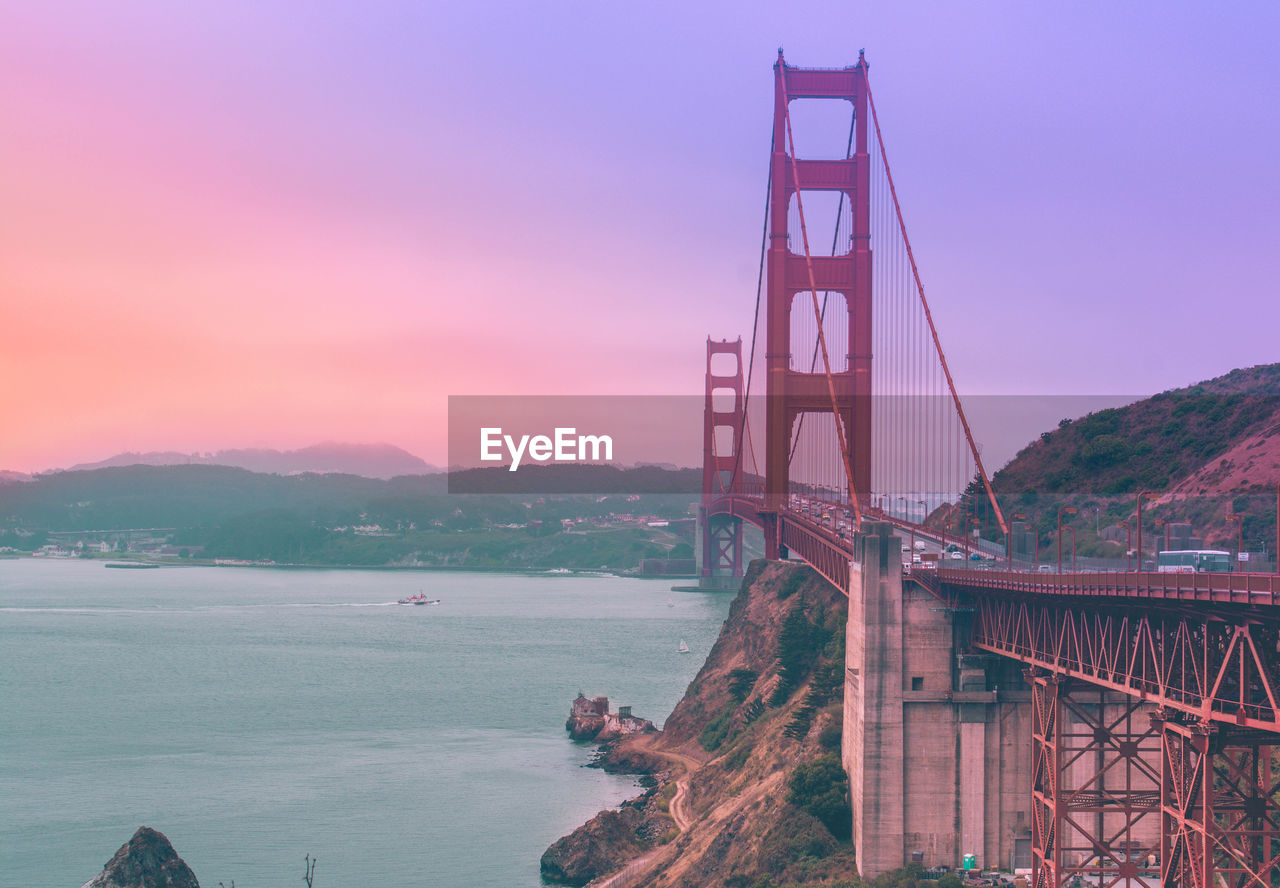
60,442,441,480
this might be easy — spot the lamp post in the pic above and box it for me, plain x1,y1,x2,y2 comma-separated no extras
1057,505,1078,573
1011,512,1027,569
1136,491,1156,573
914,499,926,563
897,496,908,523
1068,526,1077,572
965,516,980,562
1227,514,1242,569
1117,521,1131,570
1153,518,1166,569
1008,514,1029,570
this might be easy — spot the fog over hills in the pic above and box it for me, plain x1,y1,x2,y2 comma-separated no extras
61,442,441,480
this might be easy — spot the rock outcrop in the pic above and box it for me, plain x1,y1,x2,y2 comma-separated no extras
81,826,199,888
539,806,651,886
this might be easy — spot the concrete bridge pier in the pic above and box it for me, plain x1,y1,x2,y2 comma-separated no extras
843,522,1034,876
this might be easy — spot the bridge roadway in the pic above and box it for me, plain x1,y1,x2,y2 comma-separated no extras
706,494,1280,732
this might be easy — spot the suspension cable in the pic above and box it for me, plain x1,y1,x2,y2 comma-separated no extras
864,72,1008,538
728,126,776,495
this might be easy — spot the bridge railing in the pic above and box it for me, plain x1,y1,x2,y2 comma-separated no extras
938,567,1280,607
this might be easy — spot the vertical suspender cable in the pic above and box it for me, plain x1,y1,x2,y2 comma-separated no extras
864,73,1008,538
730,127,776,495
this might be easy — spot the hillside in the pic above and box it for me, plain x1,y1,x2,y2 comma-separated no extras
543,561,863,887
991,363,1280,498
977,363,1280,556
0,465,439,531
0,464,700,570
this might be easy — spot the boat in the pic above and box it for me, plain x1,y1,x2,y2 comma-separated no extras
105,562,159,570
677,639,690,653
398,593,441,606
667,597,674,608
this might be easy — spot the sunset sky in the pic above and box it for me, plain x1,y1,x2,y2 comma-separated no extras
2,1,1277,473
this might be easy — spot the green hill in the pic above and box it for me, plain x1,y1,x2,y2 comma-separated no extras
992,363,1280,497
968,364,1280,559
0,464,701,570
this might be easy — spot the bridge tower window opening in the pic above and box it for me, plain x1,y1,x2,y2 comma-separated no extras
710,388,737,416
788,290,849,372
708,351,739,378
783,97,855,162
787,190,852,257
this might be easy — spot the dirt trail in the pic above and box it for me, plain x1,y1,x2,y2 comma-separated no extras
654,747,702,832
584,741,703,887
587,740,789,888
587,847,668,888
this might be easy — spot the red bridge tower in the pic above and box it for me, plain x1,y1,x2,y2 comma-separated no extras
762,53,872,557
700,337,745,586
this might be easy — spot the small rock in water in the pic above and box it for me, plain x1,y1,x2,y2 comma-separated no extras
81,826,200,888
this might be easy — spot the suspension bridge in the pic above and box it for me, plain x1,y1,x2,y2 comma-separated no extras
696,52,1280,888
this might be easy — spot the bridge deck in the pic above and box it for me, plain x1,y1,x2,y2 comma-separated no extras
937,567,1280,607
708,493,1280,607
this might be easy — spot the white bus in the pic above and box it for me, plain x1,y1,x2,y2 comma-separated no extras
1157,549,1232,573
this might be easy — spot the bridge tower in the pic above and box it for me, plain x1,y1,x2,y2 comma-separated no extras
762,52,872,558
700,338,744,587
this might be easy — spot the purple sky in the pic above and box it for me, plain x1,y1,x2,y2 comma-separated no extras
2,1,1276,471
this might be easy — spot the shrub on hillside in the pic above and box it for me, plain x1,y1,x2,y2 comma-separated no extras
778,568,810,600
771,606,824,705
786,753,851,841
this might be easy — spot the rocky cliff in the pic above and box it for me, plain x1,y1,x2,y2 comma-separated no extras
541,560,859,887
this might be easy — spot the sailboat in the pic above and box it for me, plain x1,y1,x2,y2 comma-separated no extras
666,597,674,608
677,639,690,653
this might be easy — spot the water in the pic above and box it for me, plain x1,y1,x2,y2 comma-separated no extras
0,560,732,887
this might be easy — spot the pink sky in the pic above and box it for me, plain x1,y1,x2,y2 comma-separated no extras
2,2,1277,473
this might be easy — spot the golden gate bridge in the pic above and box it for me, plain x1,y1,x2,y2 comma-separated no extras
697,51,1280,888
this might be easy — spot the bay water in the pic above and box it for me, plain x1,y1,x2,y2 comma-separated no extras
0,559,732,887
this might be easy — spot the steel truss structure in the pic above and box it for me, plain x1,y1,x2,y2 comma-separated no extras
1029,675,1162,888
961,579,1280,887
1156,713,1280,888
967,593,1280,731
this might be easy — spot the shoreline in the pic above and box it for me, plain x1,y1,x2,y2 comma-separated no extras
0,554,707,580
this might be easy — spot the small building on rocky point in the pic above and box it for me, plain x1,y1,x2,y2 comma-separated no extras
565,693,654,741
